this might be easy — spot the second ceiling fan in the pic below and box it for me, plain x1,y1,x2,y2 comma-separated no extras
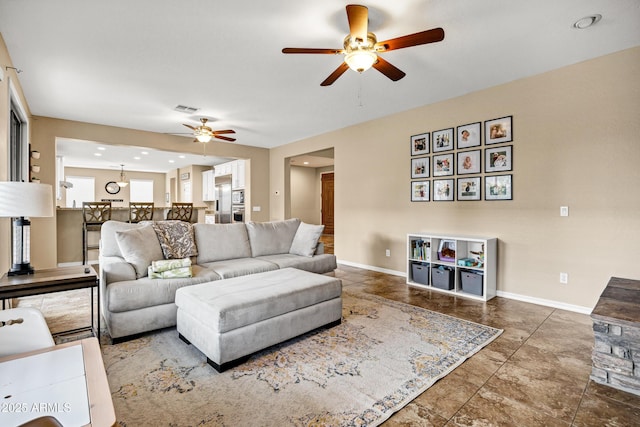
183,118,236,143
282,4,445,86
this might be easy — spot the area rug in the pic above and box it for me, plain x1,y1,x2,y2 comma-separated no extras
101,290,502,426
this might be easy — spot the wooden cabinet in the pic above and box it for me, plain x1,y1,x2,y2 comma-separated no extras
407,233,497,301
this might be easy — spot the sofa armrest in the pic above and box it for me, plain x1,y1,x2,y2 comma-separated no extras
100,256,136,286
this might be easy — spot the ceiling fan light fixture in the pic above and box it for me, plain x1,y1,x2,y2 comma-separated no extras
345,50,378,73
196,133,212,143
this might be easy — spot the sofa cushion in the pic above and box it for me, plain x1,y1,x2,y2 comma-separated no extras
145,220,198,259
199,258,279,279
289,222,324,257
257,253,338,274
245,218,301,257
194,223,251,263
106,265,221,313
101,221,144,258
115,225,164,278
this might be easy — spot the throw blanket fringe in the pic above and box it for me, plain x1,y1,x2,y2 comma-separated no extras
151,258,192,273
148,266,193,279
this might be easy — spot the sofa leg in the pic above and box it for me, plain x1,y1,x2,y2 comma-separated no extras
178,333,191,345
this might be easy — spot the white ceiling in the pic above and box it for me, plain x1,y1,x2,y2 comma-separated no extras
1,0,639,171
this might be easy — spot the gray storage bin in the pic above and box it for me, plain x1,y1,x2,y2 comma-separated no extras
431,266,454,290
411,262,430,285
460,270,483,296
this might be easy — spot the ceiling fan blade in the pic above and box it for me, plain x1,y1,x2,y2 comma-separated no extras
346,4,368,41
372,56,406,81
376,27,445,52
212,129,235,135
215,135,236,142
320,62,350,86
183,124,197,130
282,48,342,54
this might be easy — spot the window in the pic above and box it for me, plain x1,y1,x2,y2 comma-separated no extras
65,176,95,208
129,179,154,202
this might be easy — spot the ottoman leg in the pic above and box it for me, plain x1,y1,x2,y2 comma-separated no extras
178,333,191,345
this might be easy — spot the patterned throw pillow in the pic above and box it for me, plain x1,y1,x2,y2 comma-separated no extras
145,220,199,259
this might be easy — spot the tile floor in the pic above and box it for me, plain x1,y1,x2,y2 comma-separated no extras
333,264,640,426
14,262,640,426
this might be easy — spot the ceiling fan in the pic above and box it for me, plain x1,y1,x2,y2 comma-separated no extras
282,4,445,86
182,118,236,143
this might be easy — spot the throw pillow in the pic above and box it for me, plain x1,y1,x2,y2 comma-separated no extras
115,225,164,278
290,222,325,257
148,220,199,259
246,218,301,257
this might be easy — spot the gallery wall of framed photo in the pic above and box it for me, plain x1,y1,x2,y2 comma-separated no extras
410,115,513,202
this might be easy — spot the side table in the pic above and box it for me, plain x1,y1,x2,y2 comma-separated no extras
0,265,100,340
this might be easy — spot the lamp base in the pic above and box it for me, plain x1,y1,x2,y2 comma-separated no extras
8,263,35,276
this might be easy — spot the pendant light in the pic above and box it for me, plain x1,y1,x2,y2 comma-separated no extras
117,164,129,187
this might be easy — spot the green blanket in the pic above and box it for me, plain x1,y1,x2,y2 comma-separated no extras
150,258,191,273
147,266,192,279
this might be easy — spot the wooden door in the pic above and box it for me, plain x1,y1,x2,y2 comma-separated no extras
321,173,334,235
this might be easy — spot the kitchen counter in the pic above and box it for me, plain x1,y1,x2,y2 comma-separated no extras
56,206,207,264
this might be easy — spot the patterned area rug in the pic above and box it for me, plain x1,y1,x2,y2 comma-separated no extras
102,291,502,426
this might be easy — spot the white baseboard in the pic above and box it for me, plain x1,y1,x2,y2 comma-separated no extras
337,260,405,277
496,290,592,315
337,260,593,315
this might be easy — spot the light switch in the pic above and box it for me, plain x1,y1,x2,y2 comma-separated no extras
560,206,569,217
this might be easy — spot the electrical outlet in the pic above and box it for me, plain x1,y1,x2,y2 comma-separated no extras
560,206,569,217
560,272,568,284
385,249,391,257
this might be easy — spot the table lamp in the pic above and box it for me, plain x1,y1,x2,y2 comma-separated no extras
0,182,53,275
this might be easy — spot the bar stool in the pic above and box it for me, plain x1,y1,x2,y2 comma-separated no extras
166,202,193,222
129,202,154,223
82,201,111,265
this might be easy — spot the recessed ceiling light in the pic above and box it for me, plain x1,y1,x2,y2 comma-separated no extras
179,155,186,159
97,147,106,151
141,151,149,155
573,14,602,29
168,160,175,163
133,156,141,160
94,153,102,157
303,161,310,165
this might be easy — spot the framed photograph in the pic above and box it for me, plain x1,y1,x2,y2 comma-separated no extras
411,180,430,202
457,177,481,201
411,132,430,156
485,174,513,200
457,150,481,175
485,145,513,172
432,128,454,152
433,153,454,176
485,116,512,145
456,122,481,149
433,179,454,201
411,156,430,179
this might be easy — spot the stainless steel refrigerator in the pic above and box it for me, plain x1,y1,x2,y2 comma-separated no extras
214,175,232,223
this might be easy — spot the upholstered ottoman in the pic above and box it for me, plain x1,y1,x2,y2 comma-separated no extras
175,268,342,372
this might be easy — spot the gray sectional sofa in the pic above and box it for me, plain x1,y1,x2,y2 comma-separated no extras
99,218,336,341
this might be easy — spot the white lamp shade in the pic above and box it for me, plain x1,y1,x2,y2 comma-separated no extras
0,182,54,218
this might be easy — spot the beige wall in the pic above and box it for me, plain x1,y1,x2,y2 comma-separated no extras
29,116,270,268
271,47,640,310
291,165,319,224
61,167,166,208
